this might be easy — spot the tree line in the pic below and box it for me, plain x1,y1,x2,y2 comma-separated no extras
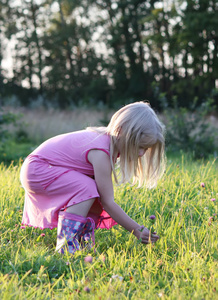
0,0,218,109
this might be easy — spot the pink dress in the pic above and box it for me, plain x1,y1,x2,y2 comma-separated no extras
20,130,117,230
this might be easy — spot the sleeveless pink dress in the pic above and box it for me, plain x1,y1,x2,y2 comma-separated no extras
20,130,117,230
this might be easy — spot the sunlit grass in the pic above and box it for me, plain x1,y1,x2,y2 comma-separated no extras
0,156,217,299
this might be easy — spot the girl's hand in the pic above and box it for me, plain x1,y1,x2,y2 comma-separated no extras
136,226,159,244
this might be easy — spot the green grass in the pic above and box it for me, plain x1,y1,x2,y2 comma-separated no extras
0,156,217,299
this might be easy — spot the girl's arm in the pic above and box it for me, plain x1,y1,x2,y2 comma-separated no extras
88,150,159,244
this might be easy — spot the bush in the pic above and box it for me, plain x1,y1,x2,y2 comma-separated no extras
0,108,17,150
160,95,217,159
0,109,33,164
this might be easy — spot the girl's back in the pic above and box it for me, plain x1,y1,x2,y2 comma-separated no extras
30,130,110,174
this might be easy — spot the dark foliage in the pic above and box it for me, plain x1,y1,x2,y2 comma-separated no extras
0,0,217,109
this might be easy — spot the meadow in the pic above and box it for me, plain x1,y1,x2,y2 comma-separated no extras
0,106,218,299
0,155,217,299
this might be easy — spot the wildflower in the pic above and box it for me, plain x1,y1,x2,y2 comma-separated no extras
200,182,205,187
149,215,156,234
84,255,93,263
84,286,90,293
211,198,215,202
40,233,45,237
209,217,214,222
20,226,26,229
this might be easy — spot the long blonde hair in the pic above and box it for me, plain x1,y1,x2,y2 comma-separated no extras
88,101,166,188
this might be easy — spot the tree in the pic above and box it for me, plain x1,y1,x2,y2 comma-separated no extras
143,2,177,105
0,0,217,109
12,0,47,97
169,0,218,106
0,0,18,101
42,0,110,107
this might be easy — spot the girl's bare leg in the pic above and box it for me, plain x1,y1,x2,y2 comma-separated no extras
66,198,95,217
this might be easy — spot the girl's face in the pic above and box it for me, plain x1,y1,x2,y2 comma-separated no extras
138,147,147,157
116,132,153,159
138,133,151,157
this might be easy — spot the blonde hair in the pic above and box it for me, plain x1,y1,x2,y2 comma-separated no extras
87,101,166,188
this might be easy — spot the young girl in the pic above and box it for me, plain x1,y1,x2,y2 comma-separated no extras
20,101,166,254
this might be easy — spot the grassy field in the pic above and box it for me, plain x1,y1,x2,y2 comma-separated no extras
0,155,217,299
5,106,115,143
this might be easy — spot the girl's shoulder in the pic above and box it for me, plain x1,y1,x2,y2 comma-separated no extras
67,129,110,147
82,128,109,138
81,130,110,151
86,130,110,146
